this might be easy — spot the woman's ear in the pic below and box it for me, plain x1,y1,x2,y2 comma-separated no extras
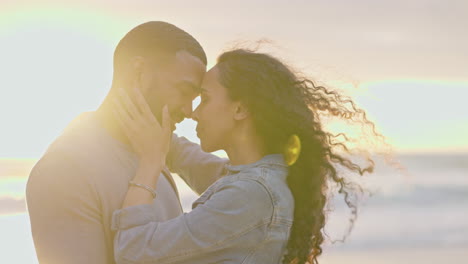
233,101,249,121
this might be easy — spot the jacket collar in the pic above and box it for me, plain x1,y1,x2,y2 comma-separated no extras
225,154,287,173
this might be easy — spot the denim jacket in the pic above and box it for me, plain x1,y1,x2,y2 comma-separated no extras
111,135,294,264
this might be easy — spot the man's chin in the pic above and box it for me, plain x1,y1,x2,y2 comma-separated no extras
200,141,216,153
170,122,177,132
200,144,209,152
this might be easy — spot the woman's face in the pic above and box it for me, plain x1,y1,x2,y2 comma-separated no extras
192,66,238,152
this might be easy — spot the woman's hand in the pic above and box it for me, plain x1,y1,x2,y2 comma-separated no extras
112,85,173,165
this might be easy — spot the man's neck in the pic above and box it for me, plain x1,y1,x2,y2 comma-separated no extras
96,79,137,147
95,97,132,150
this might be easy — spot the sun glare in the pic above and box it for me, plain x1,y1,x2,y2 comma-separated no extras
0,7,122,158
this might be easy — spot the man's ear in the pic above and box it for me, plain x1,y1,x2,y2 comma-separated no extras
131,56,145,74
233,101,249,121
130,56,148,93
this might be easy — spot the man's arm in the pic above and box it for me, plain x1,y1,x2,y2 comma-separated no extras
166,134,228,194
26,152,111,264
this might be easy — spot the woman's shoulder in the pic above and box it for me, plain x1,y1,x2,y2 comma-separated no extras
217,167,290,203
227,165,288,190
216,170,294,225
216,173,272,199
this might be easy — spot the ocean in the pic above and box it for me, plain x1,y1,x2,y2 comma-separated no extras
0,152,467,263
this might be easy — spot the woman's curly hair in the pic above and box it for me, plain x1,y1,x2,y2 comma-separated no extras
216,49,383,264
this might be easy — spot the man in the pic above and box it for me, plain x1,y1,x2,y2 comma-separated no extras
26,21,207,264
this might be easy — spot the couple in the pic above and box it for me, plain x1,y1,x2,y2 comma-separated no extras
26,21,377,264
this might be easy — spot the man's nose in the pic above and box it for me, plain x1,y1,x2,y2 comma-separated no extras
191,105,199,122
181,101,193,119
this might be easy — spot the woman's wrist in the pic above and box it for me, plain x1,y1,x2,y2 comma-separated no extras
134,156,166,187
121,160,164,208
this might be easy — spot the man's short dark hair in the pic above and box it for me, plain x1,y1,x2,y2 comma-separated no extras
113,21,207,73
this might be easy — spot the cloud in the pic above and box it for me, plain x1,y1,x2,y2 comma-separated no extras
0,159,36,179
0,197,26,215
0,160,33,202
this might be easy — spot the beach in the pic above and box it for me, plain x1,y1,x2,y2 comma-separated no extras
1,152,467,263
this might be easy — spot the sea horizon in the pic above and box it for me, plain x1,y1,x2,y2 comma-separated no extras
1,151,467,263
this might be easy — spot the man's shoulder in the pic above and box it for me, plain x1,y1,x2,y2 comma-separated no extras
26,144,129,209
25,114,135,228
36,111,124,172
28,112,116,188
27,148,90,191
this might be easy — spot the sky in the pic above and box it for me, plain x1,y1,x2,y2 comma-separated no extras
0,2,467,262
0,0,467,159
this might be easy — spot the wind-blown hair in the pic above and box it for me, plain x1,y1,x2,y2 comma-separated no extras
216,49,381,264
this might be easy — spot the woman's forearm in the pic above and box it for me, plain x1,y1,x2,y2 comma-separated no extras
167,134,228,194
121,156,165,208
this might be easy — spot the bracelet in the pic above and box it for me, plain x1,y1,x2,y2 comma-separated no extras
129,181,157,199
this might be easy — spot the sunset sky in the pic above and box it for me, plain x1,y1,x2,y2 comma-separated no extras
1,0,467,160
0,1,467,263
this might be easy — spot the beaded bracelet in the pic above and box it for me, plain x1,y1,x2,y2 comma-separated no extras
129,181,157,199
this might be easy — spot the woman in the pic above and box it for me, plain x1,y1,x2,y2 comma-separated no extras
112,49,380,263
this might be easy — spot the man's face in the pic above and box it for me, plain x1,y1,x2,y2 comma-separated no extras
138,50,206,127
